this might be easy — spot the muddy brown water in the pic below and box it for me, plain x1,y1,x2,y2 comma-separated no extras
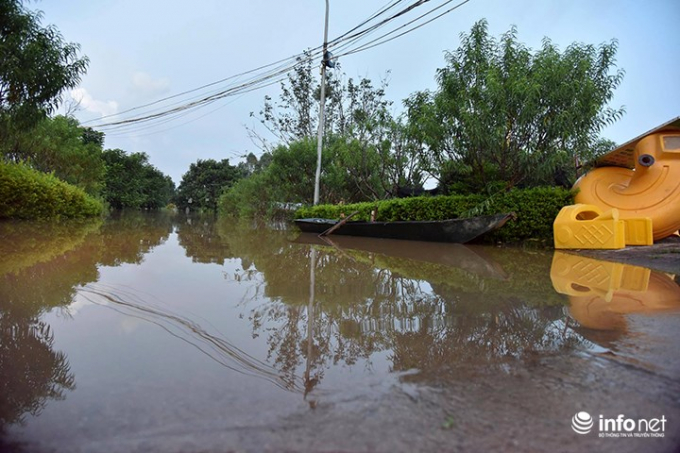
1,212,679,452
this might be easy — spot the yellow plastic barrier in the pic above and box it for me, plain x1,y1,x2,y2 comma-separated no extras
550,251,649,302
574,131,680,240
623,218,653,246
550,252,680,331
553,204,625,249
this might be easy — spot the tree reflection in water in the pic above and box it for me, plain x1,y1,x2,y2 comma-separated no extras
0,319,75,430
0,212,175,435
4,213,675,435
212,221,582,395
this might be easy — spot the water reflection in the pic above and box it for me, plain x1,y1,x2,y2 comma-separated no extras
76,282,301,393
551,251,680,343
0,213,174,432
176,214,235,264
1,213,679,447
0,319,75,429
215,227,578,394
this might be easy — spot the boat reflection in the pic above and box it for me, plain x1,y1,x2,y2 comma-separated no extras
294,234,509,281
249,233,578,397
550,251,680,333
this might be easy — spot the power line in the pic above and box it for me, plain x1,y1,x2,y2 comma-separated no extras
335,0,472,58
91,1,431,131
91,0,474,134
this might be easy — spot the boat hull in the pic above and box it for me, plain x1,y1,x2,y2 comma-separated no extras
294,213,513,243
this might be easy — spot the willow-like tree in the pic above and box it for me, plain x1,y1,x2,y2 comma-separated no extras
248,54,424,203
406,19,625,193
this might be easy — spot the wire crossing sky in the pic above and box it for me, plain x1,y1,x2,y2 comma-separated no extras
88,0,473,133
40,0,680,184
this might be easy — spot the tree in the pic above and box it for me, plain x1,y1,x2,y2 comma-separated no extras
249,56,424,204
176,159,241,212
102,149,174,209
140,166,175,210
406,20,625,193
8,115,105,194
236,151,272,177
0,0,88,139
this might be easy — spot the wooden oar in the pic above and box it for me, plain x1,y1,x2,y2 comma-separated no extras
318,210,360,237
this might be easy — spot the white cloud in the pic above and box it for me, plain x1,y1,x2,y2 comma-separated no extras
131,71,171,97
70,87,119,118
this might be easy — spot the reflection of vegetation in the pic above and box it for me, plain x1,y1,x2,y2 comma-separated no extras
0,319,75,429
175,214,235,264
0,218,101,276
94,211,174,267
0,212,175,432
203,221,576,393
0,211,174,320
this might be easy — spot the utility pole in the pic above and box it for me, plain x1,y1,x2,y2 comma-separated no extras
313,0,330,205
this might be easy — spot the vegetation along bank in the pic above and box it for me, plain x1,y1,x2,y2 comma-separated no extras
2,0,621,243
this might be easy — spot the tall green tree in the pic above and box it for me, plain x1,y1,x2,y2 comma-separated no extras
140,167,175,210
9,115,105,194
0,0,88,145
176,159,241,212
250,56,424,203
102,149,174,209
406,20,624,193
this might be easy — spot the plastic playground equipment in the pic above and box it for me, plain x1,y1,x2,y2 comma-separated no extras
572,117,680,242
550,252,680,331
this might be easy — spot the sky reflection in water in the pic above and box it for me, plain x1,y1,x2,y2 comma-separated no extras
1,212,679,450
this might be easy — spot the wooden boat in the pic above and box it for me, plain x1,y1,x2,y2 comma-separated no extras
294,213,514,244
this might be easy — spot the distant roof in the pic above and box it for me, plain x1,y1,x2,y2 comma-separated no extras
595,116,680,168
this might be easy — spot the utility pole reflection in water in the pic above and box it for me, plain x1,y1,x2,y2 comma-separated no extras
304,248,318,406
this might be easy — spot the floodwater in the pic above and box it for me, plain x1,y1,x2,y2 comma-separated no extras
1,211,679,453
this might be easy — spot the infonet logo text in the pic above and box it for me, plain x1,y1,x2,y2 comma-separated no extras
571,411,667,438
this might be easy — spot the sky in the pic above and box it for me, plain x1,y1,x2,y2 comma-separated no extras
37,0,680,185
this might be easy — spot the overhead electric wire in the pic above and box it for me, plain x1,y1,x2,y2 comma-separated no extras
334,0,472,58
331,0,406,43
103,93,245,138
90,55,316,129
91,0,473,134
94,61,300,130
91,1,429,132
91,1,432,132
85,47,322,125
328,0,429,51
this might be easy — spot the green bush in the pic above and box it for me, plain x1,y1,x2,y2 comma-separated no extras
0,161,104,219
219,172,278,219
295,187,574,243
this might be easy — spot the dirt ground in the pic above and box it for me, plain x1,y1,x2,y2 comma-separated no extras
574,235,680,275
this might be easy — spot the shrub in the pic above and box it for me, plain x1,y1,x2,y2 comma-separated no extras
295,187,574,243
219,172,277,219
0,161,104,219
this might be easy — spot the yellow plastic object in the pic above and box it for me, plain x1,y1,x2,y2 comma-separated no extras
623,218,653,246
550,251,649,302
553,204,625,249
574,131,680,240
550,252,680,331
